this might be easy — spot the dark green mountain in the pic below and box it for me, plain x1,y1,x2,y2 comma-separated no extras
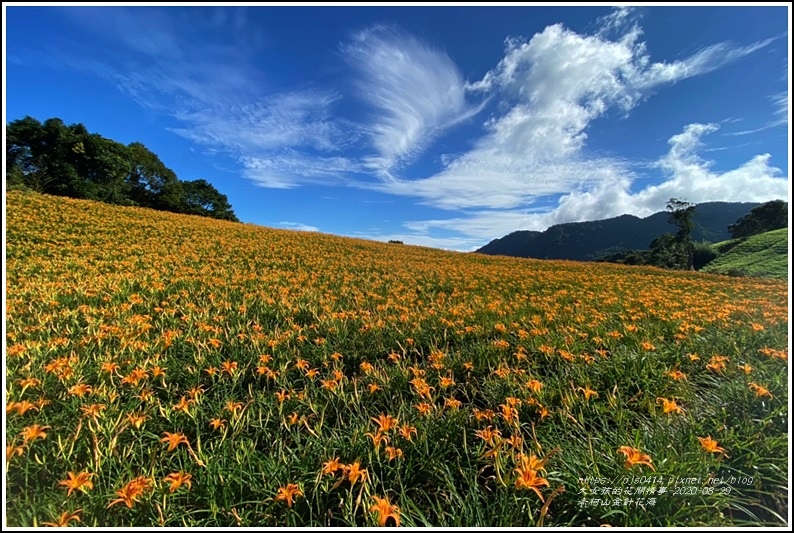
475,202,763,261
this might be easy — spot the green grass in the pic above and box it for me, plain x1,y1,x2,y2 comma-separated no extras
703,229,788,280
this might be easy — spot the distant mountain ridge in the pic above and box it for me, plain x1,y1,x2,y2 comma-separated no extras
475,202,763,261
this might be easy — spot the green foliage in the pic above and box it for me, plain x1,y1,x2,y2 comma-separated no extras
181,179,238,221
5,116,238,222
701,228,788,280
587,199,701,271
665,198,696,270
593,248,650,265
692,241,719,270
728,200,788,239
126,142,184,212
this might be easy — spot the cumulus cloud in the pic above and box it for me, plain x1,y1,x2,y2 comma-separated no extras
401,122,788,250
342,26,482,177
379,15,777,213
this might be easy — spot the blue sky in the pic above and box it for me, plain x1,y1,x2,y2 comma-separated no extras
4,4,790,251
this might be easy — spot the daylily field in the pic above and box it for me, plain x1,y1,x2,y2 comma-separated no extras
4,190,789,527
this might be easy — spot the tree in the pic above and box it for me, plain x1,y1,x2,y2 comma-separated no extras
180,179,239,222
71,131,133,204
6,116,239,222
645,199,697,270
6,116,63,193
126,142,184,211
666,198,696,270
728,200,788,239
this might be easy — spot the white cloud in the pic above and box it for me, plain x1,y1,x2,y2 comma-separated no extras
378,17,776,213
168,90,353,153
343,26,482,177
727,91,789,136
241,151,366,189
401,122,788,251
279,222,320,232
772,91,788,124
634,122,788,207
630,38,777,91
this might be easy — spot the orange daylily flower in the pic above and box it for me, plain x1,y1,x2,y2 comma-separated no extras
81,403,106,419
187,385,205,400
414,403,433,417
127,412,148,429
516,453,549,474
698,436,726,456
666,370,687,381
617,446,655,471
173,396,193,414
475,426,502,446
210,418,227,430
68,383,92,397
749,383,773,398
371,414,399,432
42,510,82,527
385,446,403,461
161,431,189,452
577,387,598,400
101,361,120,374
16,376,41,389
370,495,400,527
163,471,193,493
20,424,49,443
444,397,462,410
656,397,685,415
322,457,344,476
6,443,26,461
221,361,238,375
399,424,417,441
9,400,38,416
345,461,368,485
514,465,550,500
58,471,94,496
275,390,290,403
224,401,243,415
107,476,153,508
275,483,302,507
367,430,390,448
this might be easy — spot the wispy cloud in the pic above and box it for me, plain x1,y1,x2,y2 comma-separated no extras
41,7,359,188
241,151,366,189
342,26,483,178
378,11,778,213
279,221,320,232
726,91,789,136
